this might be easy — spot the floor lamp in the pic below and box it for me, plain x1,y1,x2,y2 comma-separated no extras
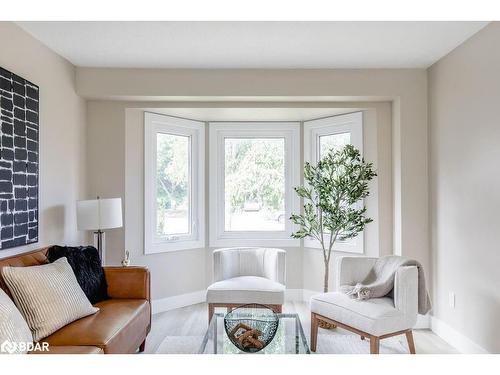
77,197,123,265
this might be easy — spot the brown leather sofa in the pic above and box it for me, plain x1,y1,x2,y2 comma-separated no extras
0,247,151,354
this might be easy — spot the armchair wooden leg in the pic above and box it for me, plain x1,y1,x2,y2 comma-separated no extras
405,330,416,354
208,303,214,323
138,339,146,353
268,304,282,313
370,336,380,354
310,313,319,352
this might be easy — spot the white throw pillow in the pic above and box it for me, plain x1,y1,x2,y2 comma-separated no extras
0,288,33,354
1,257,99,342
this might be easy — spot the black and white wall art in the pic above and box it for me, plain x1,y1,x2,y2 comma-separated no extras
0,67,39,250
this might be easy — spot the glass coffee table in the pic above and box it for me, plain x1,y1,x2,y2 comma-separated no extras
198,312,310,354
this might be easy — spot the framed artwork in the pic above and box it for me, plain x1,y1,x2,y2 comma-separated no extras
0,66,39,250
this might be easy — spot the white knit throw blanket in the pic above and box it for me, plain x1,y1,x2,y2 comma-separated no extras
339,256,432,315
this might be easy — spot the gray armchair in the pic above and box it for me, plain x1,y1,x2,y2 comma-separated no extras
310,256,418,354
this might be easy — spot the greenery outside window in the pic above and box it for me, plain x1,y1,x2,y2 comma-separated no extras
209,122,300,247
144,112,205,253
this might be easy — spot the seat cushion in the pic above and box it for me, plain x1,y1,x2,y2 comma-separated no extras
30,346,103,354
310,292,414,336
42,299,150,354
206,276,285,305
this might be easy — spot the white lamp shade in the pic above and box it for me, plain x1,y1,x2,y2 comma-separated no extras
77,198,123,231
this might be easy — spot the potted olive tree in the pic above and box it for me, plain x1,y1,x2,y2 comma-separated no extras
290,144,376,293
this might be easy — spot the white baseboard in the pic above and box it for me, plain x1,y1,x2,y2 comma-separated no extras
153,288,309,314
285,288,303,302
152,290,206,315
153,288,306,314
415,314,431,329
151,288,438,339
302,288,321,304
430,317,489,354
151,289,490,354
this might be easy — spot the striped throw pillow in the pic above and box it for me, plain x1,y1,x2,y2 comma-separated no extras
0,288,33,354
1,257,99,342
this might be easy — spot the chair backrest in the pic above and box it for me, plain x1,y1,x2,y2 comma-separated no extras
213,247,286,285
336,256,419,323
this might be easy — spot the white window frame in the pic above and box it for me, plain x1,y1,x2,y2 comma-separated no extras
144,112,205,254
303,112,364,254
209,122,300,247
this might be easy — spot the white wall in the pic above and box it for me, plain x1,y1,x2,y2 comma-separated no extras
0,22,87,258
85,100,393,300
428,22,500,353
0,25,429,314
79,69,429,291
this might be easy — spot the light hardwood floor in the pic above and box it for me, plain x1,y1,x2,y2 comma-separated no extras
144,301,458,354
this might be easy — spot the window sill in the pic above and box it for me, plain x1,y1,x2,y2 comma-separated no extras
209,237,300,248
303,238,364,254
144,239,205,254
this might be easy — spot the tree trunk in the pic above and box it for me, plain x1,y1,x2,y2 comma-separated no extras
323,259,329,293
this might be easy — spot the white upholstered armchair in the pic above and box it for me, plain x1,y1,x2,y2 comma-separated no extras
310,256,418,354
206,247,286,322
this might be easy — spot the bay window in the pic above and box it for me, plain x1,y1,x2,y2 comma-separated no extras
144,112,205,253
209,122,300,247
143,111,364,253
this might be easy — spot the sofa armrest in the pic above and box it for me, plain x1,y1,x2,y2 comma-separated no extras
335,256,377,290
394,266,418,318
104,266,150,301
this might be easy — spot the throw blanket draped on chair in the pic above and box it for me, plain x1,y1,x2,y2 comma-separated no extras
339,256,431,315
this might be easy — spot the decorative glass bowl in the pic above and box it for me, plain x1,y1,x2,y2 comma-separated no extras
224,304,279,353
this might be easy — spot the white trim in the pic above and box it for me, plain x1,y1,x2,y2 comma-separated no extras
144,112,205,254
152,289,496,354
303,112,365,254
151,290,206,315
152,287,432,334
209,122,301,247
431,317,489,354
302,288,322,305
285,288,304,302
414,314,431,329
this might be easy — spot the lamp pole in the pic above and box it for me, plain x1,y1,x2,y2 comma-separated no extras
94,229,104,262
94,196,104,264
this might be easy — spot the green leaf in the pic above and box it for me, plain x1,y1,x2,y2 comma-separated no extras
290,144,376,250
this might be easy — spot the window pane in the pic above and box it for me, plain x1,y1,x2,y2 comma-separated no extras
156,133,190,237
224,138,285,231
319,132,353,240
319,132,350,158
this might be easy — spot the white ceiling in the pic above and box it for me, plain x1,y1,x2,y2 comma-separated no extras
17,21,488,69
